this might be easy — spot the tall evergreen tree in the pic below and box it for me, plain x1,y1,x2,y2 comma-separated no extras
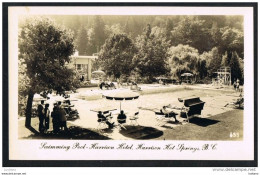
207,47,222,76
165,18,174,44
76,25,88,55
229,51,242,83
93,16,106,53
221,51,232,67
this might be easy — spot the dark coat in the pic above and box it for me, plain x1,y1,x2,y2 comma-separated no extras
37,104,44,118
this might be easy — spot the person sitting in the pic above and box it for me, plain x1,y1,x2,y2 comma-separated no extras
117,110,127,129
117,110,127,123
224,93,244,108
110,82,116,89
161,106,178,122
130,81,141,91
97,111,114,129
105,82,110,90
99,82,105,90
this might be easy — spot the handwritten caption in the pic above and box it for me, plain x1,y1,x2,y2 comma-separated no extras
39,142,217,153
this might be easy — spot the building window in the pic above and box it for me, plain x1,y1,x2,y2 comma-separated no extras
76,64,82,70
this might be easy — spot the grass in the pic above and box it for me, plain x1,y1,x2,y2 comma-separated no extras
155,109,243,140
19,117,110,140
19,109,243,140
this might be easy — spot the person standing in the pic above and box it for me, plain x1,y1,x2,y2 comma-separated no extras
44,104,50,133
37,100,45,133
51,104,60,133
57,101,68,132
236,79,240,91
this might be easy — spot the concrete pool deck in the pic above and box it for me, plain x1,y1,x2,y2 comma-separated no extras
19,84,243,140
76,84,239,101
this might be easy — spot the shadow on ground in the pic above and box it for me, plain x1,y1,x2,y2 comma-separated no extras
22,126,111,140
119,125,163,139
189,117,220,127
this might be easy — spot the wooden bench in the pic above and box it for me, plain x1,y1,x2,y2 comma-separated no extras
179,97,205,122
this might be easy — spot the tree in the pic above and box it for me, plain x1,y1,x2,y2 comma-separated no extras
196,59,207,79
206,47,222,76
171,16,213,53
134,24,170,82
75,25,88,55
19,17,79,128
165,18,174,44
229,51,243,83
98,33,137,79
219,27,244,58
210,22,222,48
104,23,125,37
167,44,200,79
151,26,166,38
221,51,232,67
92,16,106,53
86,28,96,55
18,59,30,116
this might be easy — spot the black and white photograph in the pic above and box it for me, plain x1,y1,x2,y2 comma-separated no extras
18,14,245,141
3,3,257,168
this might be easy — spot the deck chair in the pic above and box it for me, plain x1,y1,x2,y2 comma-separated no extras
154,111,174,126
97,117,107,131
154,111,166,126
103,111,112,120
117,114,127,130
117,118,127,130
129,112,139,125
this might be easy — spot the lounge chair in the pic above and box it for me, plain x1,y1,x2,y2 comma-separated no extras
154,111,166,126
154,110,177,126
129,112,139,125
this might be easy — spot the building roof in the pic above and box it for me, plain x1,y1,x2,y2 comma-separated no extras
72,55,97,59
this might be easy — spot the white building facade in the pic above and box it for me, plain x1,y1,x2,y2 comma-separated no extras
70,51,98,81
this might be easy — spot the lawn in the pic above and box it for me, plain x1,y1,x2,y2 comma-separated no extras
155,109,243,140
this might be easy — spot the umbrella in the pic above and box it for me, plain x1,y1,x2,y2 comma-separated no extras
33,94,45,101
103,90,140,111
90,106,117,113
181,73,193,77
92,70,106,75
156,76,168,80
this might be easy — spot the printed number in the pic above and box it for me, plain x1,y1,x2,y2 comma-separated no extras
230,132,239,138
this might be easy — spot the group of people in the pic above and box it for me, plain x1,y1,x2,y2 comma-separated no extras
37,100,50,133
99,81,116,90
97,110,127,129
37,100,68,134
